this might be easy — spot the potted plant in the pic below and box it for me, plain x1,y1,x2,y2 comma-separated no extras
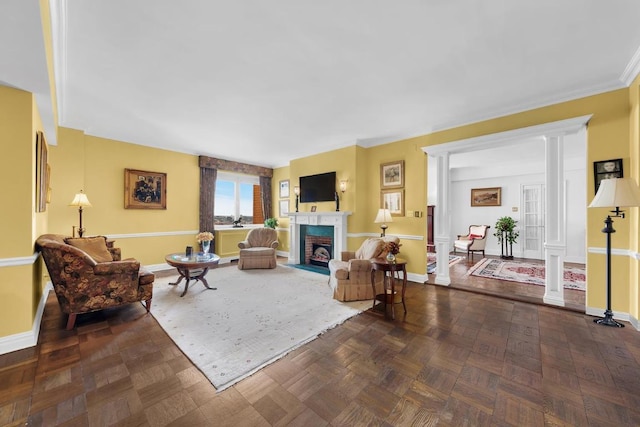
264,217,278,229
494,216,519,259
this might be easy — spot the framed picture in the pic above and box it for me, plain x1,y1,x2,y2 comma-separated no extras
594,158,623,194
35,131,48,212
380,160,404,189
471,187,501,207
381,189,404,216
279,180,290,198
124,168,167,209
279,199,289,217
310,206,317,212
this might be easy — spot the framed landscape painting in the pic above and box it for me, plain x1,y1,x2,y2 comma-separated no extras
124,168,167,209
471,187,501,207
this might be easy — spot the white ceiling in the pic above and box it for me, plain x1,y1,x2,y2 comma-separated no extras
3,1,640,168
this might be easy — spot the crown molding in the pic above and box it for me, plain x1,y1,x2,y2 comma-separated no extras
431,81,622,135
50,0,67,125
621,44,640,86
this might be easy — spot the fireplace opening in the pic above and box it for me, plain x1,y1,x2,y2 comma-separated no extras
310,243,332,267
304,234,333,268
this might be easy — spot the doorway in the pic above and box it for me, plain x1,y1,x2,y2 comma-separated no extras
522,183,545,260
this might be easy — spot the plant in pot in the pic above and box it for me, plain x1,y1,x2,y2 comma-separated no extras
494,216,519,259
264,218,278,229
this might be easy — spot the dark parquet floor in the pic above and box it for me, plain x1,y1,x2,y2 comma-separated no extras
2,257,640,426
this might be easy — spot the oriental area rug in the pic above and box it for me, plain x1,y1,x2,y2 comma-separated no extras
427,253,463,274
467,258,586,291
151,265,370,391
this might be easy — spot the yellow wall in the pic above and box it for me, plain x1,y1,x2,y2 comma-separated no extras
413,88,633,313
272,165,290,252
48,128,201,265
0,86,46,336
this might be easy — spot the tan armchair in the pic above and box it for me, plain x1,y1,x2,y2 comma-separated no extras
36,234,154,330
237,227,279,270
453,225,490,260
328,236,400,301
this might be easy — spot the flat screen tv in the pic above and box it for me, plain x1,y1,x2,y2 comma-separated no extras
299,171,336,203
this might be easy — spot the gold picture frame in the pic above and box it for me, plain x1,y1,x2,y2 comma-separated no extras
124,168,167,209
35,131,48,212
279,180,290,198
381,189,404,216
471,187,501,207
380,160,404,189
279,199,289,217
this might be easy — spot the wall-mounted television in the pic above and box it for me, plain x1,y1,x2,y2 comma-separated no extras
299,171,336,203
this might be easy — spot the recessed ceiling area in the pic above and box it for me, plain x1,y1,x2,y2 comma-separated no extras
2,1,640,167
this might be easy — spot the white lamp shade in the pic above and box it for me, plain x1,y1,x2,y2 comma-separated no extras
374,208,393,223
294,186,300,195
69,192,92,207
589,178,640,208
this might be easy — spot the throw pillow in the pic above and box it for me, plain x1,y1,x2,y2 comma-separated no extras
65,237,113,263
469,234,482,239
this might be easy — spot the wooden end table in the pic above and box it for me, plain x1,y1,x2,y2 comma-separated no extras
371,257,407,319
165,253,221,297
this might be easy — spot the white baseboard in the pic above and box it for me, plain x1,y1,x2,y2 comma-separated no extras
585,306,634,327
0,282,51,355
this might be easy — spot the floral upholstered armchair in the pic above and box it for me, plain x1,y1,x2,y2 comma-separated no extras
328,236,400,301
36,234,154,329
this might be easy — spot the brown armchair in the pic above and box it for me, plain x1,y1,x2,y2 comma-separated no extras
453,225,490,260
328,236,400,301
36,234,154,330
237,228,279,270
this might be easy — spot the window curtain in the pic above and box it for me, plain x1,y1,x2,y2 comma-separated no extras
199,167,217,233
199,155,273,229
260,175,272,220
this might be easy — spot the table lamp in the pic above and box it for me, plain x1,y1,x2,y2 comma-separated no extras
374,208,393,237
69,190,92,237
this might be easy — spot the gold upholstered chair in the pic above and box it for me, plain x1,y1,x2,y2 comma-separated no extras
36,234,154,330
328,236,400,301
237,227,279,270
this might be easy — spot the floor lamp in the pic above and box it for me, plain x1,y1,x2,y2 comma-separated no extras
374,208,393,237
588,178,640,327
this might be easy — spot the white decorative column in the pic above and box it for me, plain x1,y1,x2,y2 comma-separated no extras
288,212,351,264
434,152,452,285
543,134,566,306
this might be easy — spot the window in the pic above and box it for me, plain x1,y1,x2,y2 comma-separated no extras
214,172,261,225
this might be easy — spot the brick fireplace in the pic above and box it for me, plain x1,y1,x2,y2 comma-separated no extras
287,211,351,265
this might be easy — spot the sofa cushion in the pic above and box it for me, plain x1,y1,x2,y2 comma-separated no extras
355,238,384,260
65,237,113,263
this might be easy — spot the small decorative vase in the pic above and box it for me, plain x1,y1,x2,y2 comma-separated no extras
386,252,396,262
202,240,211,254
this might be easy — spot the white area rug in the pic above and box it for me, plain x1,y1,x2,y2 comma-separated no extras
151,265,370,391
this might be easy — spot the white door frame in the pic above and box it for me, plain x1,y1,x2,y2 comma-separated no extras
422,115,591,307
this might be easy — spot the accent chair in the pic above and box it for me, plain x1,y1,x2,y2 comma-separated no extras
36,234,154,330
453,225,490,260
328,236,400,301
237,227,279,270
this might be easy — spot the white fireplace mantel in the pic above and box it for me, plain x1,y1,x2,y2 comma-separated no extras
288,211,351,264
